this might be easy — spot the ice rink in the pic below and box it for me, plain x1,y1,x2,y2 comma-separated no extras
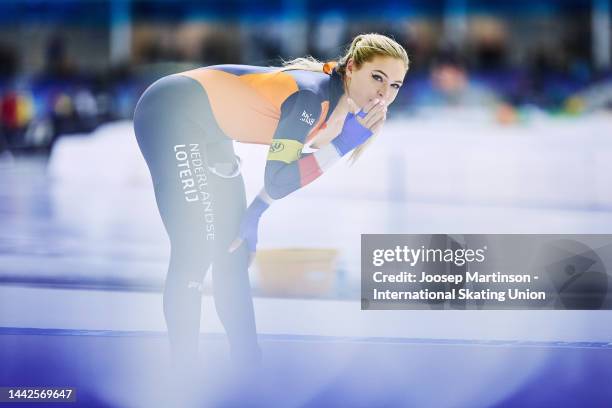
1,110,612,406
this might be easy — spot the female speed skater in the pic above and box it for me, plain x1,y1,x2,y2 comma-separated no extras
132,33,409,371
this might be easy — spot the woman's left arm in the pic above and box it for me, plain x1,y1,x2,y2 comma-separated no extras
228,90,325,259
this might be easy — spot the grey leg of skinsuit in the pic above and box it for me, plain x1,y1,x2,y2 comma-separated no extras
205,141,262,366
133,74,259,365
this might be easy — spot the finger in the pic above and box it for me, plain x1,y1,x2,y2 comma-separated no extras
363,107,386,128
355,111,367,128
228,238,243,253
370,102,387,121
363,98,382,113
363,101,385,122
370,115,386,134
352,98,379,117
369,111,386,131
355,102,382,126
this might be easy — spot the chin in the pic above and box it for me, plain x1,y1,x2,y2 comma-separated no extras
357,97,370,108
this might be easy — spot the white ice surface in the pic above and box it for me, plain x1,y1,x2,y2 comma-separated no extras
2,109,610,342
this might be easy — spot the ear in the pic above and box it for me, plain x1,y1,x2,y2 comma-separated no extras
346,58,354,77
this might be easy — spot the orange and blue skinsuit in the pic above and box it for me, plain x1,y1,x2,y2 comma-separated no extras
179,62,374,254
132,62,372,367
178,61,346,200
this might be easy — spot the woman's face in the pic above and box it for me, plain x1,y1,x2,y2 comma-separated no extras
345,55,406,108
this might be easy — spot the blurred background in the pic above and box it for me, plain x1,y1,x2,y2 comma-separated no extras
1,2,612,406
1,0,611,301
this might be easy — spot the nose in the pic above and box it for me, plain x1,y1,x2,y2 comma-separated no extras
377,84,389,100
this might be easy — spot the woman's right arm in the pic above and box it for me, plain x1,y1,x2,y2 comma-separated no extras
264,93,384,200
228,90,324,257
229,93,383,257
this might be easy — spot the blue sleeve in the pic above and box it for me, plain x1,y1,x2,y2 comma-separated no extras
264,90,323,199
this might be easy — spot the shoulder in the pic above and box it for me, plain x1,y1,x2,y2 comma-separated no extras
282,69,329,95
274,89,322,139
280,89,323,122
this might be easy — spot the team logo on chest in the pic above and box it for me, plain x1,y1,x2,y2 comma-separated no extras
300,110,315,125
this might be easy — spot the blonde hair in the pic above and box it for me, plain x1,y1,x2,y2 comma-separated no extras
277,33,409,165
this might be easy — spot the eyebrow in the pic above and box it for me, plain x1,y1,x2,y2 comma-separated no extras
372,69,403,85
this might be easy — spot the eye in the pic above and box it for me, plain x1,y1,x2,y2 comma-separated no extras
372,74,383,82
391,83,401,90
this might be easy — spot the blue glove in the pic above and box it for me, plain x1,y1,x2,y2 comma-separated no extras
331,110,373,156
235,196,270,252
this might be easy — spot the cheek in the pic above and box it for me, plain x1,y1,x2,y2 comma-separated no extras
386,91,399,105
364,83,381,100
351,83,371,104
